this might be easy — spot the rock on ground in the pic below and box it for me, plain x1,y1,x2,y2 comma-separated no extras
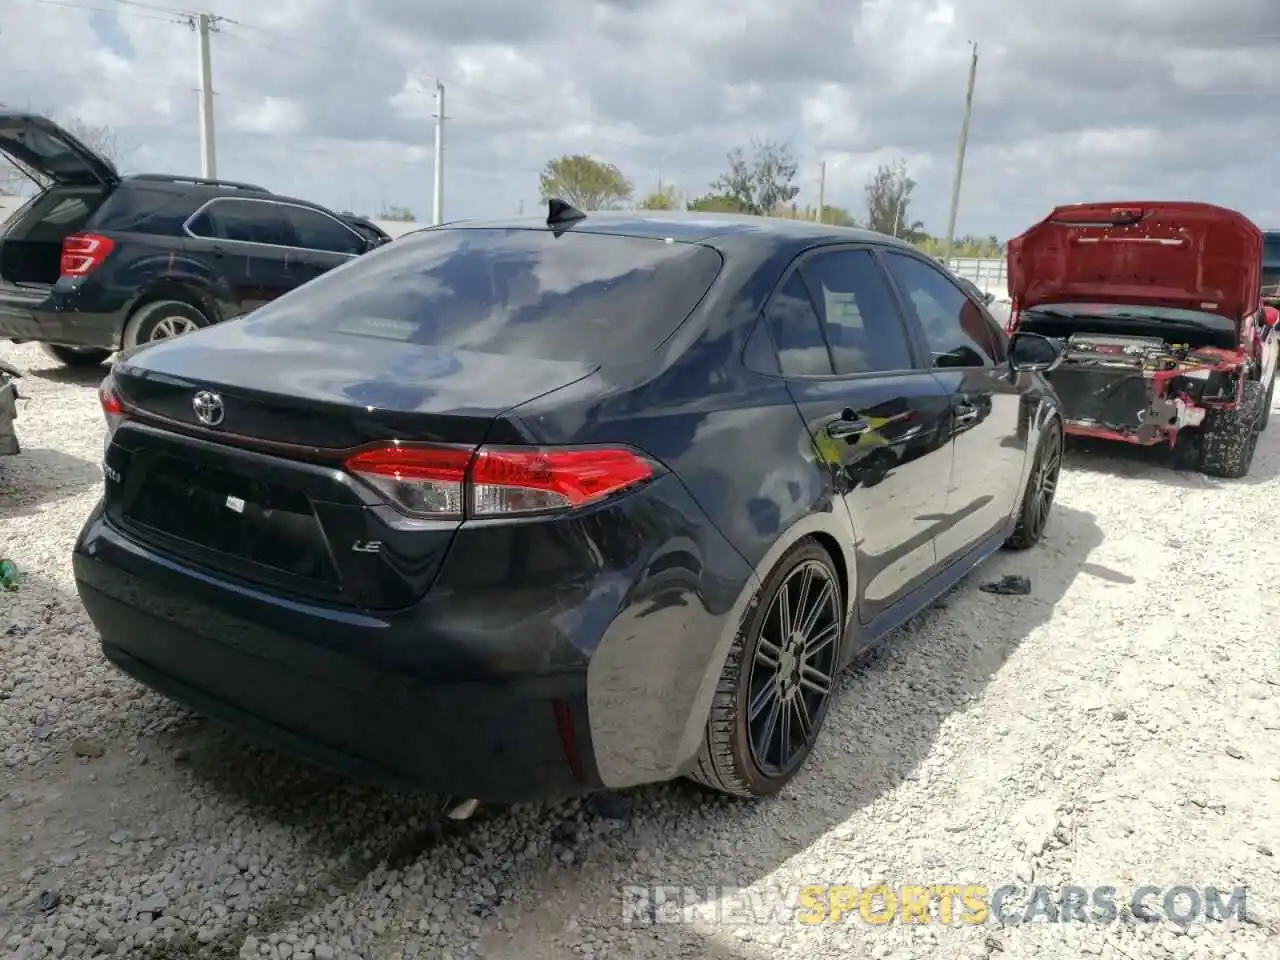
1,340,1278,960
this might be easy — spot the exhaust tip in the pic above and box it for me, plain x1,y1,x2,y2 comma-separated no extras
445,797,480,821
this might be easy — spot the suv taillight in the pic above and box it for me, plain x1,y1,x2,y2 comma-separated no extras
61,233,116,278
344,443,656,520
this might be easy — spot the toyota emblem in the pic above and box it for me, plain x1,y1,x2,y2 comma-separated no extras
192,390,225,426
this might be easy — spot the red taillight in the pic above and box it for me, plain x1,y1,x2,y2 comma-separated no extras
60,232,116,278
344,443,655,519
99,376,124,441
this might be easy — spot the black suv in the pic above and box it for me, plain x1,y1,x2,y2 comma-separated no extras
0,110,391,367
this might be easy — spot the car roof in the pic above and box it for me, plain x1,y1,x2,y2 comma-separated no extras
117,175,344,216
439,210,922,255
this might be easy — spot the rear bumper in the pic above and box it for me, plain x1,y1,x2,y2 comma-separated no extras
74,509,595,802
0,284,124,349
73,477,754,801
0,377,18,455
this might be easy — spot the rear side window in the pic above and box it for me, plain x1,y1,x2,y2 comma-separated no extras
797,249,914,374
762,273,834,376
241,228,724,364
280,205,364,255
91,185,201,236
188,198,294,247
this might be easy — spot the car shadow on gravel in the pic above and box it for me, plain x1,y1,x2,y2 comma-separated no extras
20,361,110,387
0,448,103,520
1062,419,1280,488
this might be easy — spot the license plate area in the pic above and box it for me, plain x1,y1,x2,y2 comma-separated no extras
118,448,341,591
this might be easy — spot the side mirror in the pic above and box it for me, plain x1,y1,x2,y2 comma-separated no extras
1263,305,1279,328
1008,331,1065,373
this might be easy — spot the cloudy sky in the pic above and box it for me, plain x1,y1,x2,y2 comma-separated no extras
3,0,1277,239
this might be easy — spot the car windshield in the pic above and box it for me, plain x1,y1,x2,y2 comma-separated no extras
243,227,724,364
1264,234,1280,289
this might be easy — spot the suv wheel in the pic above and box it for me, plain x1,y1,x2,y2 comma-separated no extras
688,538,844,798
124,300,210,347
39,344,111,368
1199,380,1264,478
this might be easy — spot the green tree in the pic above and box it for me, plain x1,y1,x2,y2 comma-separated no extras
709,139,799,216
819,205,857,227
538,154,633,210
686,193,745,213
639,184,679,210
864,160,924,238
379,205,415,221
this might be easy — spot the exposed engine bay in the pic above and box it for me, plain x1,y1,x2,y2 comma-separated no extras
1019,315,1247,445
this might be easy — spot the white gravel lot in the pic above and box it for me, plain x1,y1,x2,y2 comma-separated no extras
1,338,1279,960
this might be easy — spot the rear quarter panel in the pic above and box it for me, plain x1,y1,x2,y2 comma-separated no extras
509,244,862,784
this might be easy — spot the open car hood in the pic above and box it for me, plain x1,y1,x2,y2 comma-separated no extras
0,110,120,187
1008,202,1263,321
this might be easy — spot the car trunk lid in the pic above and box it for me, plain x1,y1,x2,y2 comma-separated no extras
0,111,120,187
104,324,599,609
1008,202,1263,322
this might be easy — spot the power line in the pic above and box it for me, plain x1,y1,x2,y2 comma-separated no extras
32,0,183,23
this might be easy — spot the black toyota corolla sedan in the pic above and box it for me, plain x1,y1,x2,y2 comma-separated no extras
73,203,1065,805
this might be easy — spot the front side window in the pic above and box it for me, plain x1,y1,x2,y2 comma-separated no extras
187,199,294,247
281,205,364,255
882,251,997,368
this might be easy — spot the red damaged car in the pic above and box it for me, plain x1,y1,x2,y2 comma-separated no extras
1006,201,1278,478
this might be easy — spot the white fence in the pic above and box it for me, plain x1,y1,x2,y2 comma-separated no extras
946,257,1008,300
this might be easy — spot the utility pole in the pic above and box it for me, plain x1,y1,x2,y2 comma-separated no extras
942,41,979,266
192,13,219,179
816,161,826,223
432,80,446,225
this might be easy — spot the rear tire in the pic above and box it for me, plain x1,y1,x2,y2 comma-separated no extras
123,299,210,347
1005,418,1062,550
39,344,111,368
1199,380,1264,478
688,539,844,799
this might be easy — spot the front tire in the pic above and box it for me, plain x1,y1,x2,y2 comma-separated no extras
39,344,111,368
688,539,844,798
1005,418,1062,550
1199,380,1264,478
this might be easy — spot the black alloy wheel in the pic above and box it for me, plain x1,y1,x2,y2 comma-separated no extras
1024,427,1061,543
745,558,841,777
1006,421,1061,550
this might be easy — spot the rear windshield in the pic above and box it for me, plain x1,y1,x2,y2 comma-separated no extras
245,227,724,363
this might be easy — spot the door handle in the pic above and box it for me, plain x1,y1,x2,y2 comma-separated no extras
827,417,870,439
953,403,979,425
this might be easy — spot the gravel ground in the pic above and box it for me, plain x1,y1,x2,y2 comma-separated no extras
2,338,1279,960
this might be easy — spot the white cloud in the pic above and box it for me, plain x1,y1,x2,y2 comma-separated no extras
0,0,1275,237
